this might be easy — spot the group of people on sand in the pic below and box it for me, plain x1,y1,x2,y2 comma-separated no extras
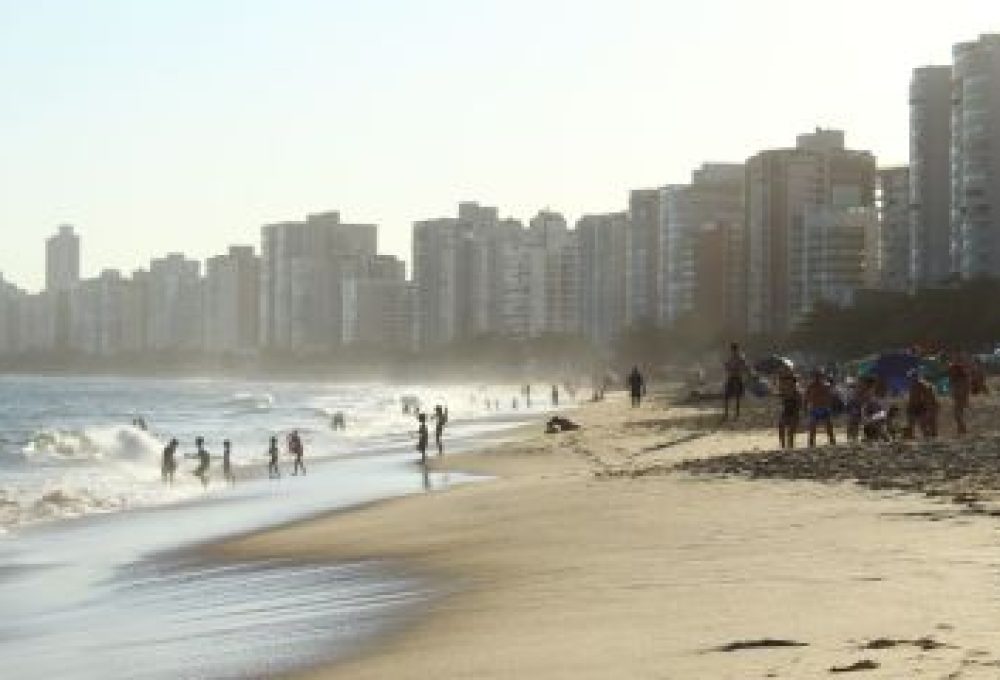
161,431,306,487
719,342,991,450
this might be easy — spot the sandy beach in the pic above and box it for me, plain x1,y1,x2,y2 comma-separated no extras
217,392,1000,678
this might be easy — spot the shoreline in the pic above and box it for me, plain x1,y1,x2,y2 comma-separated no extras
216,391,1000,678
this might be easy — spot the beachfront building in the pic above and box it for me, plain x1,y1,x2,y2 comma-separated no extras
951,35,1000,279
0,275,25,356
259,212,377,354
692,221,743,334
909,65,953,288
205,246,260,356
146,253,204,353
577,212,628,349
342,255,417,351
877,166,912,293
412,202,528,347
745,129,876,334
625,189,662,328
45,225,80,293
793,206,879,314
68,269,130,356
657,163,745,327
16,292,58,354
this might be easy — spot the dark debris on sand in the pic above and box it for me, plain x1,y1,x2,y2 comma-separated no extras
674,435,1000,513
712,639,808,653
830,659,880,673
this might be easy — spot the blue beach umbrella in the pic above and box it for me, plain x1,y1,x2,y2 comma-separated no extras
872,351,920,395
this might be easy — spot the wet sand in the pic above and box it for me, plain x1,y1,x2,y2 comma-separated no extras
218,393,1000,678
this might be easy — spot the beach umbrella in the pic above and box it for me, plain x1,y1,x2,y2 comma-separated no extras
872,351,919,395
753,355,794,375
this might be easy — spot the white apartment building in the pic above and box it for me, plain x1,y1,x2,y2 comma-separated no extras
342,255,416,351
260,212,377,353
625,189,661,327
205,246,259,355
951,34,1000,278
577,212,627,349
147,253,203,352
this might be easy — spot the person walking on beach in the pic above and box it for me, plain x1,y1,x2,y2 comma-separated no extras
906,371,939,439
416,413,429,465
192,436,211,488
723,343,749,421
288,430,306,476
776,368,802,449
161,438,179,484
267,436,281,479
804,371,836,447
433,405,448,456
222,439,235,485
948,354,972,436
627,366,645,408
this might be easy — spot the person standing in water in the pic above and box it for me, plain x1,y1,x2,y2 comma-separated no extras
626,366,645,408
551,384,559,407
161,438,179,484
192,436,210,488
433,405,448,456
267,436,281,478
288,430,306,476
416,413,429,465
222,439,235,485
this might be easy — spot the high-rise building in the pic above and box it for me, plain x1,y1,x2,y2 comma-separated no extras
205,246,260,355
658,163,745,326
909,65,953,287
577,212,627,349
147,253,203,352
952,35,1000,278
342,255,416,351
45,225,80,293
746,129,876,334
260,212,377,353
413,203,522,346
625,189,661,327
877,166,912,292
0,274,25,356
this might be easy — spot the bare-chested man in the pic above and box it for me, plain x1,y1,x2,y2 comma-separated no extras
947,354,971,436
776,368,802,449
723,343,749,421
804,371,836,447
906,372,939,439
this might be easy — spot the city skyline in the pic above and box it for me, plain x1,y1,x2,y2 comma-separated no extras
2,1,999,290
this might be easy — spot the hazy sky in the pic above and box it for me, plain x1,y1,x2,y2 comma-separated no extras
1,0,999,290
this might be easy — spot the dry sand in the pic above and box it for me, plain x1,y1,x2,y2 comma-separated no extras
217,393,1000,679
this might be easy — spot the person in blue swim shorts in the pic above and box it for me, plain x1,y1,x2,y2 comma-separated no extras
804,370,837,447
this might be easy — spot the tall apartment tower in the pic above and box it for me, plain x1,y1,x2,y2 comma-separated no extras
259,212,377,353
658,163,745,327
205,245,260,355
412,202,522,347
952,35,1000,278
745,130,876,335
909,65,953,287
577,212,628,349
45,225,80,293
877,166,912,292
625,189,662,327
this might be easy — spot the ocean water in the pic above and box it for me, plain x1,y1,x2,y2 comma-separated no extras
0,375,559,679
0,375,545,532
